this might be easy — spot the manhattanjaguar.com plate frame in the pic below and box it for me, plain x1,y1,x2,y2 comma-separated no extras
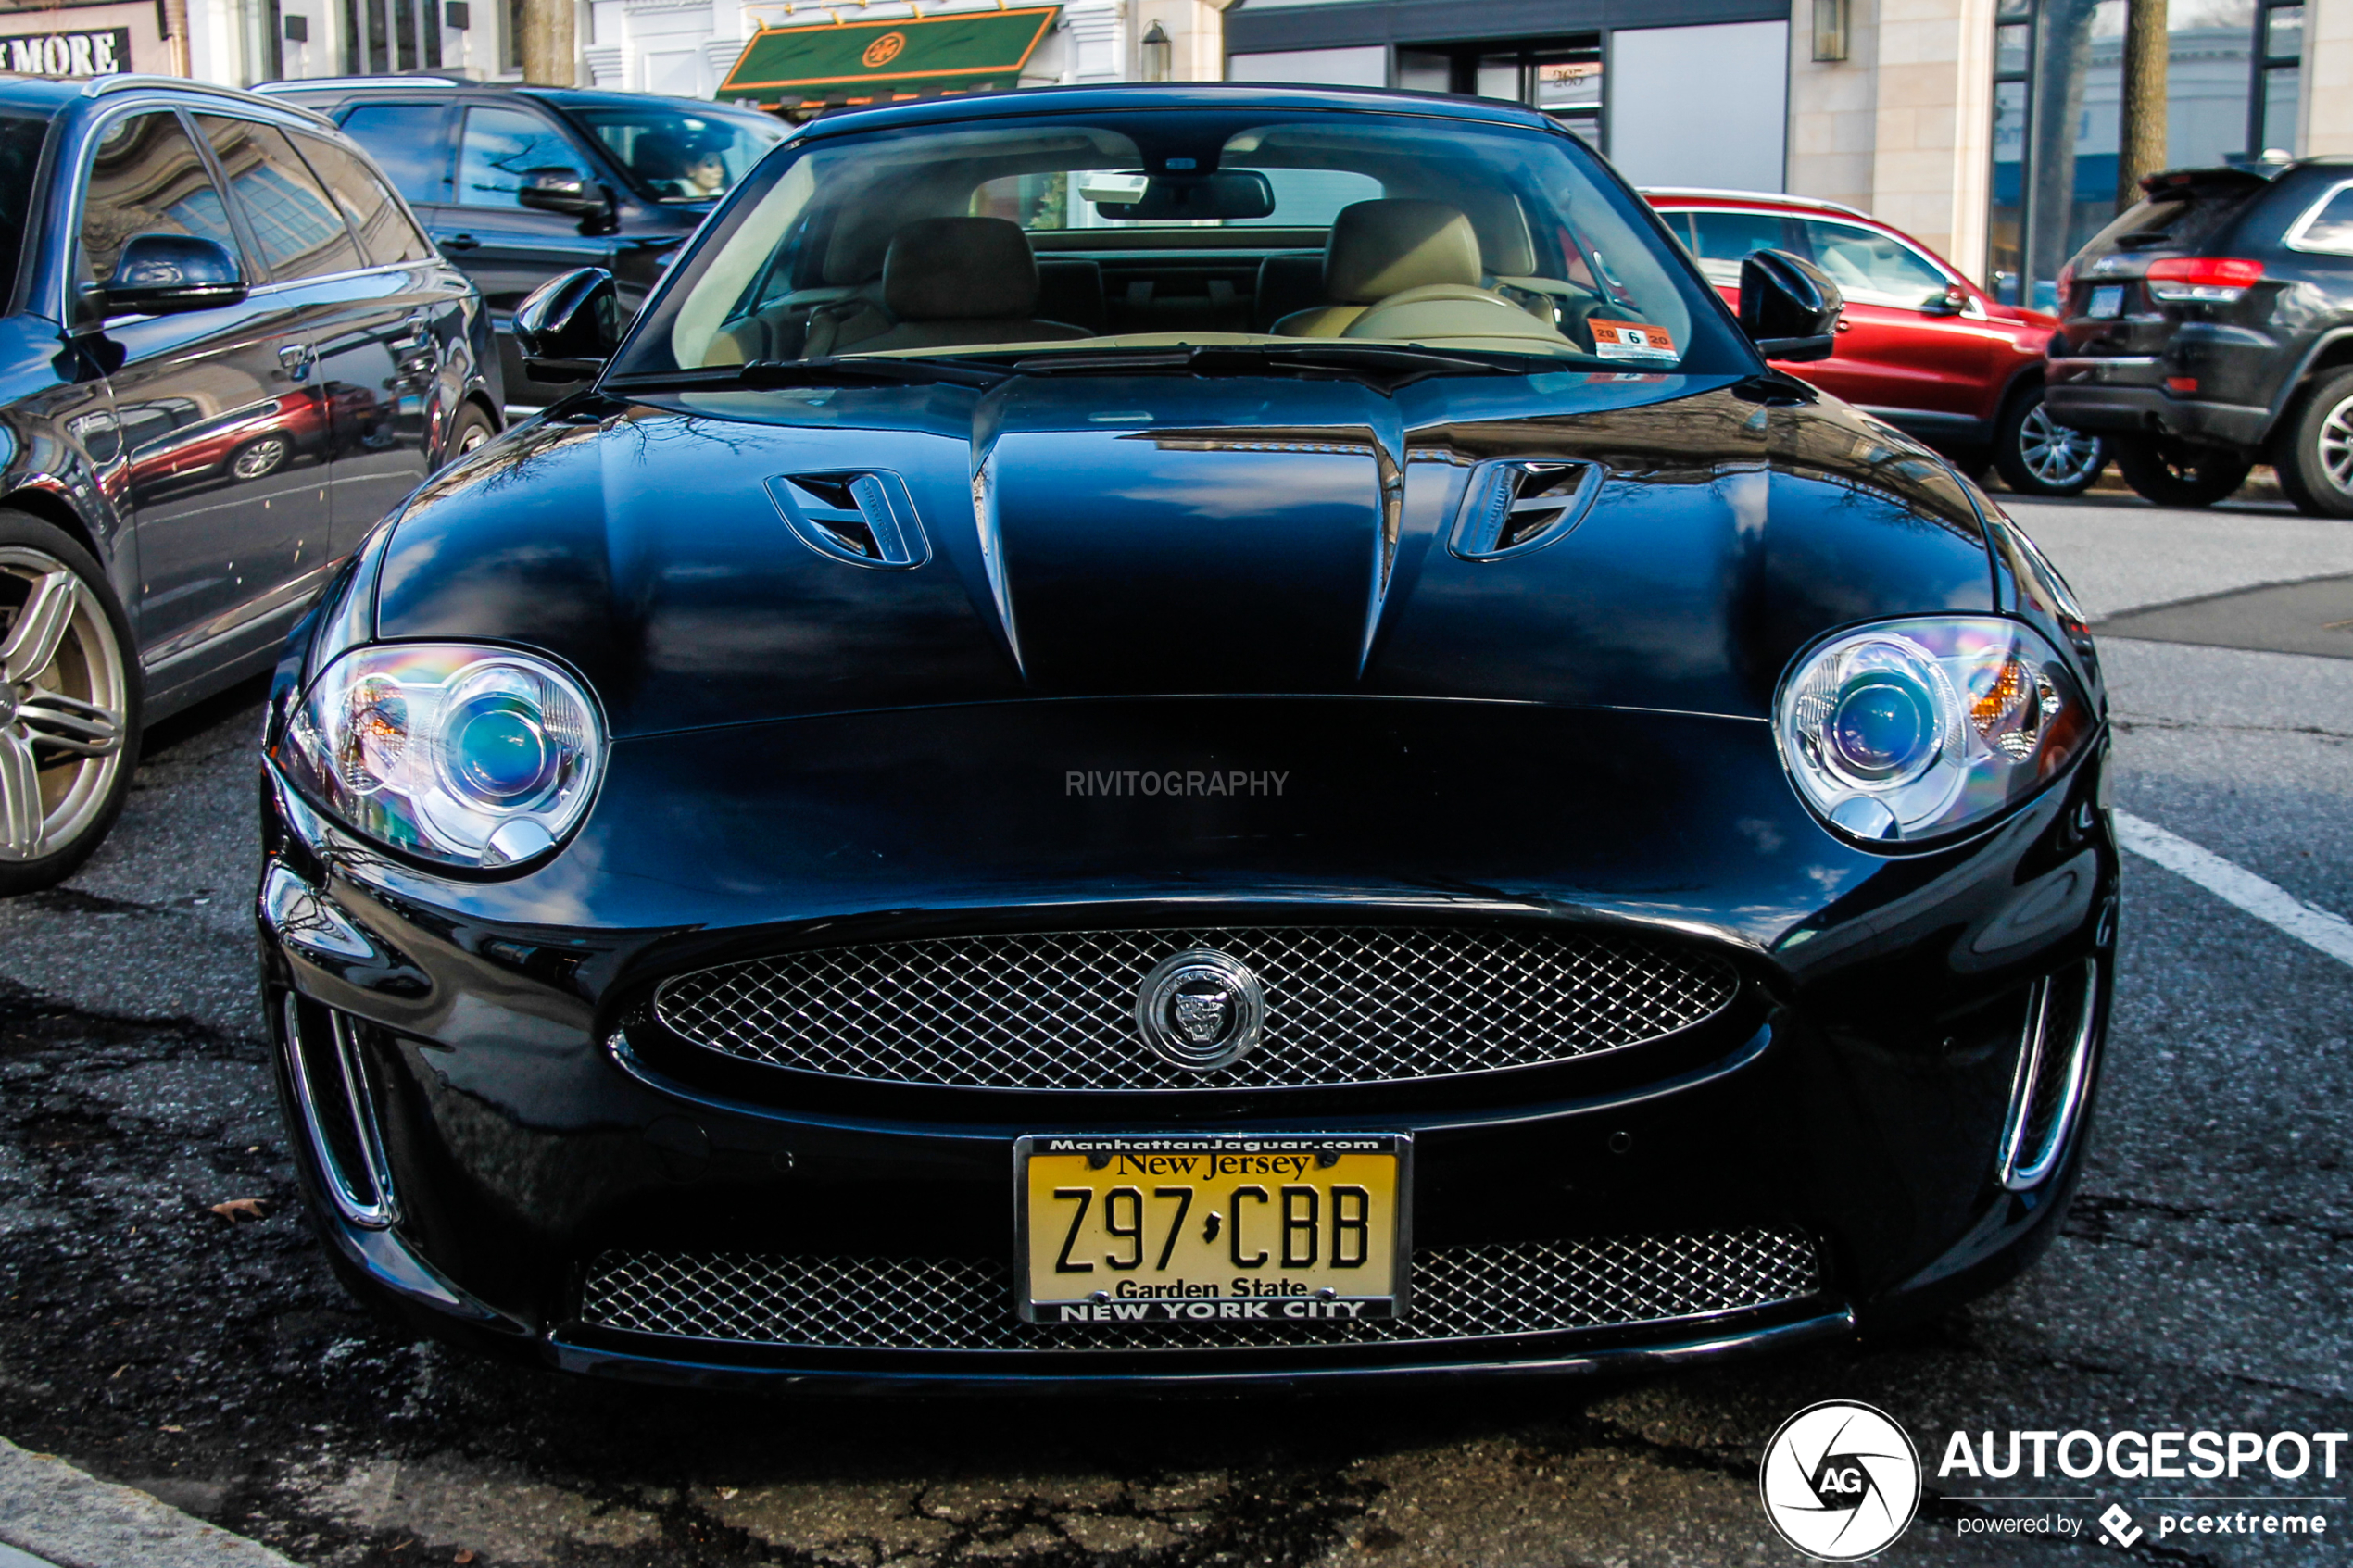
1013,1132,1415,1327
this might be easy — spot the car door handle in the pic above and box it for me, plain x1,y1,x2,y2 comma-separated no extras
443,233,480,252
277,342,317,381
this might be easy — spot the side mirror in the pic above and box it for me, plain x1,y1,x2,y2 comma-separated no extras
1739,248,1842,363
516,167,608,218
1921,283,1969,317
102,233,245,317
513,267,620,382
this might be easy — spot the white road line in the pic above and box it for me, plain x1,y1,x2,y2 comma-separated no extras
2116,809,2353,971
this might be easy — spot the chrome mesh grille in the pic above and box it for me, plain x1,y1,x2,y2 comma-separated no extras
578,1232,1820,1352
651,926,1739,1090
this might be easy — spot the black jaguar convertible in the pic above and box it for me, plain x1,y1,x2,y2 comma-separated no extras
255,84,2115,1389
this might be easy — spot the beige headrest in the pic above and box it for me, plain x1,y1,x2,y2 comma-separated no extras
1324,200,1484,304
883,217,1038,320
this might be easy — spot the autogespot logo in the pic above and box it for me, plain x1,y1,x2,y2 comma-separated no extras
1760,1401,1924,1561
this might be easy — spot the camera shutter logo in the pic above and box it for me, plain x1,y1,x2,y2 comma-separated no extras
1758,1400,1921,1560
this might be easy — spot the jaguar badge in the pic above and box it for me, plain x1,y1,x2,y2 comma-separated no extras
1135,948,1264,1072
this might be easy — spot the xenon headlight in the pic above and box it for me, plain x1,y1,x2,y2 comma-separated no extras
1775,617,2094,847
274,643,605,869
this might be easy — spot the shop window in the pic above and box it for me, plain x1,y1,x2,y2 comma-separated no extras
1381,37,1602,146
1985,0,2294,307
343,0,440,73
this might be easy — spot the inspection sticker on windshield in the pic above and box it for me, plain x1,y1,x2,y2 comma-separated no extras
1592,321,1678,361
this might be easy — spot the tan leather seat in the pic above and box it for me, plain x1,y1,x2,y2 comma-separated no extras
1273,200,1488,337
841,216,1089,354
707,216,1088,363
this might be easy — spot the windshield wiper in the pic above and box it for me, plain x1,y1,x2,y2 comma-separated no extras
605,355,1011,393
1009,342,1523,386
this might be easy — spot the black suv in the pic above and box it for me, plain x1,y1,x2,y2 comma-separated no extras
2046,157,2353,514
0,73,497,894
257,77,784,405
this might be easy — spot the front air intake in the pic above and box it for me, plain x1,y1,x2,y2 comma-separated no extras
578,1230,1823,1351
280,995,399,1228
1450,459,1603,559
765,470,930,569
1996,960,2101,1191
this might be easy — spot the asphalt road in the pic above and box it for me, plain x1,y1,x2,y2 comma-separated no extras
0,483,2347,1568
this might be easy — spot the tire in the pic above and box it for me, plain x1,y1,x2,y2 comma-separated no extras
2108,433,2253,508
0,510,142,897
1993,385,2106,497
228,433,291,482
439,405,497,472
2271,368,2353,519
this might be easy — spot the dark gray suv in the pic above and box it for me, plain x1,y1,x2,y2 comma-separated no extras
0,74,497,893
2046,157,2353,515
257,78,784,405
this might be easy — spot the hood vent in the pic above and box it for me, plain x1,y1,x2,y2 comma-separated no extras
765,470,930,570
1450,459,1604,560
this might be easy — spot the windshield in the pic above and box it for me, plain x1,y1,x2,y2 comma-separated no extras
566,104,785,204
617,108,1746,376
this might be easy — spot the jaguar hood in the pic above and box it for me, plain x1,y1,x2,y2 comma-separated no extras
370,373,2001,739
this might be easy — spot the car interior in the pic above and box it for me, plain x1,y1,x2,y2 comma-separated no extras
665,119,1701,371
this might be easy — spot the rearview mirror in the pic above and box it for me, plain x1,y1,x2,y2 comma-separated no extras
513,267,620,382
1092,169,1276,222
102,233,245,317
1739,248,1842,363
516,167,608,219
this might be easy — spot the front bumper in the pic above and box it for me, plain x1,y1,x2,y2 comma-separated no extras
256,702,2117,1390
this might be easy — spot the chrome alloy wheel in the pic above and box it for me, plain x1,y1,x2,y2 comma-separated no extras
458,421,491,456
0,546,129,862
2017,403,2104,489
231,435,291,481
2320,391,2353,496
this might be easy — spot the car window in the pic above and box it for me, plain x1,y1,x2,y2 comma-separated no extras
336,103,451,207
1793,219,1951,307
2079,181,2259,258
195,116,364,282
79,112,242,292
0,113,44,307
2289,181,2353,256
288,129,433,266
567,105,783,204
1682,208,1795,288
458,107,582,209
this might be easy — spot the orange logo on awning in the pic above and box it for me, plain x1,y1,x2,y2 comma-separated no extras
861,31,905,69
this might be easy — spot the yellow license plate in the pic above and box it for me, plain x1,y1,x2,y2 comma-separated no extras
1016,1134,1409,1325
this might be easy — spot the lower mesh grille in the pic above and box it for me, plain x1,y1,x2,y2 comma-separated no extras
577,1232,1821,1352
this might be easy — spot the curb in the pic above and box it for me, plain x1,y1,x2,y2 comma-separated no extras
0,1436,302,1568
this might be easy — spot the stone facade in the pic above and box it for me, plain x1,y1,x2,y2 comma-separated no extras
1785,0,2350,285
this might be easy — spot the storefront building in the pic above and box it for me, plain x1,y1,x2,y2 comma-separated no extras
1228,0,2353,305
108,0,2353,306
0,0,178,77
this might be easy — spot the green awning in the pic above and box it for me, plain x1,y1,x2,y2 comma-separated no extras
717,7,1058,107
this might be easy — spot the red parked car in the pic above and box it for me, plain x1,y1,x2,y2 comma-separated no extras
1646,189,2106,496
